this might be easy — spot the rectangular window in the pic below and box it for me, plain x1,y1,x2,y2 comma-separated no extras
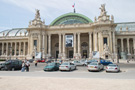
104,38,107,44
34,40,37,47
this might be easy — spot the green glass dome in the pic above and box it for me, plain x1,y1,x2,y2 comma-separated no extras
50,13,93,26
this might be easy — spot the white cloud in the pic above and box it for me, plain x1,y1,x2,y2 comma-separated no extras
2,0,135,25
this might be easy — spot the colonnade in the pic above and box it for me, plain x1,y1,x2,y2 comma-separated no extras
0,42,28,56
117,38,135,55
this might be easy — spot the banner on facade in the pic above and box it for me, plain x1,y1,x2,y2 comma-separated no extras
35,52,41,60
66,35,73,47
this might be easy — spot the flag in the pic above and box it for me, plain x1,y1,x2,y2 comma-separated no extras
72,3,75,8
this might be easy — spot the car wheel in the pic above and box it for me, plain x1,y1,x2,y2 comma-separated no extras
74,67,76,70
106,71,108,73
1,68,4,71
69,68,71,71
88,70,91,72
12,68,15,71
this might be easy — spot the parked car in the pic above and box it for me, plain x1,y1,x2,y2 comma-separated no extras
3,60,22,71
0,63,5,70
37,59,45,63
43,62,60,71
45,60,53,63
59,62,76,71
71,60,84,66
29,59,34,63
84,60,98,66
87,62,104,72
106,64,120,73
100,59,113,65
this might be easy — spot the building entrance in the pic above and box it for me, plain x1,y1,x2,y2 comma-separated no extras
83,50,87,58
69,50,73,58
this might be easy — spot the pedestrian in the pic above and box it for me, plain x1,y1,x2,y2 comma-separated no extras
35,60,38,67
25,59,30,72
21,61,26,72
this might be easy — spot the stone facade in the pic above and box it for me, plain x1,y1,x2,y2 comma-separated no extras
0,4,135,61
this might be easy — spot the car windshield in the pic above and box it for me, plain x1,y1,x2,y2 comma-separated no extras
108,64,117,67
48,63,55,66
61,63,69,65
90,63,98,65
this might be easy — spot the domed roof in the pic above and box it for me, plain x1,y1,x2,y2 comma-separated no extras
0,28,28,37
50,13,93,26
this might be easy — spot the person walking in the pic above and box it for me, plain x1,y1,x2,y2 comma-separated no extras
25,59,30,72
21,61,26,72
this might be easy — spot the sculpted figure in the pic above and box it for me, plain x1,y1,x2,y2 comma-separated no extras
99,4,106,16
35,9,40,19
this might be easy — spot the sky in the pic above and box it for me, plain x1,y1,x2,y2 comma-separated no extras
0,0,135,31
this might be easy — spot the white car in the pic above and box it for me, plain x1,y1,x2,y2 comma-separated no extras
87,62,104,72
72,60,84,66
106,64,120,73
59,62,76,71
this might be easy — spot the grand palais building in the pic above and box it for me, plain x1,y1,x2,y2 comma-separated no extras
0,4,135,61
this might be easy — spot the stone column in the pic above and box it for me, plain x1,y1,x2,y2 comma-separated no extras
127,38,130,54
11,42,12,56
133,38,135,55
113,31,116,53
19,42,21,55
89,32,92,58
74,33,76,57
63,33,65,56
121,38,124,52
59,33,62,57
109,31,112,52
42,34,45,57
6,42,8,55
23,42,26,55
30,34,33,54
95,32,98,51
45,34,47,55
48,34,51,57
15,42,16,56
2,42,4,55
38,34,41,52
78,33,81,55
98,32,101,53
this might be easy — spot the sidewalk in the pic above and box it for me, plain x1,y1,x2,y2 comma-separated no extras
114,59,135,64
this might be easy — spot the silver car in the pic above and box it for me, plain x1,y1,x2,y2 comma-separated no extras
72,60,84,66
106,64,120,73
59,62,76,71
87,62,104,72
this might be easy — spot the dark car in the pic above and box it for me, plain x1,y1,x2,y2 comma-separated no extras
45,60,53,63
29,59,34,63
4,60,22,71
43,62,61,71
0,63,5,70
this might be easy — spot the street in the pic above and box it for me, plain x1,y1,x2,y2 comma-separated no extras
0,61,135,90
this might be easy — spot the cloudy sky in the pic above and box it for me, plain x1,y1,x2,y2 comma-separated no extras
0,0,134,31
